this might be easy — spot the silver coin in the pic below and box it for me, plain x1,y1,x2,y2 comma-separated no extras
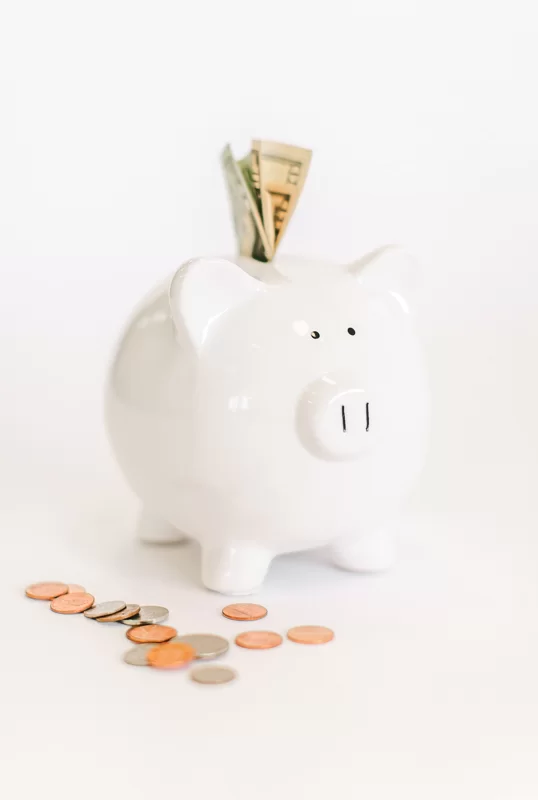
123,644,157,666
190,665,237,684
84,600,127,619
171,633,229,659
120,605,169,626
95,603,140,622
121,615,144,626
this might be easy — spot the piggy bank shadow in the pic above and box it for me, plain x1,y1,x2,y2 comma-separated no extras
52,480,202,591
55,473,353,595
63,498,345,595
123,540,202,590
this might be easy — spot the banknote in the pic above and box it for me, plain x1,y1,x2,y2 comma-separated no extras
221,144,272,262
252,139,312,252
222,140,312,262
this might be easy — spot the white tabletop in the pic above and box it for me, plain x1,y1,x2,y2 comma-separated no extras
2,478,537,800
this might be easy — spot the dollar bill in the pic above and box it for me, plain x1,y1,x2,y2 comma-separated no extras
221,140,312,262
237,153,261,216
221,144,272,262
252,139,312,252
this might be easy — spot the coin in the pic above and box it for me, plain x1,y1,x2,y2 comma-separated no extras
146,642,196,670
67,584,86,594
126,624,177,644
123,644,156,667
120,605,169,626
50,592,95,614
191,665,236,685
25,582,68,600
235,631,282,650
287,625,334,644
172,634,229,659
95,604,140,623
84,601,127,619
222,603,267,621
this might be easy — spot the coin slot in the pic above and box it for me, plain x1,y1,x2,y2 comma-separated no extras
365,402,369,432
341,405,347,433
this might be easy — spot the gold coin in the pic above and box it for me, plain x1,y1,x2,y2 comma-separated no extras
222,603,267,621
235,631,282,650
50,592,95,614
25,582,68,600
287,625,334,644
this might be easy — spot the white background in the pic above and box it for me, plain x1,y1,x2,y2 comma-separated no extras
1,1,538,798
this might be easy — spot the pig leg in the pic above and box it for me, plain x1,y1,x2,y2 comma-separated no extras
136,508,186,544
330,530,395,573
202,542,274,595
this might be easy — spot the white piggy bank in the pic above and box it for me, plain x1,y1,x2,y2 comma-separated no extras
106,248,429,594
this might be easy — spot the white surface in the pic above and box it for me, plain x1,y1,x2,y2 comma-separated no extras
106,251,428,593
1,1,538,798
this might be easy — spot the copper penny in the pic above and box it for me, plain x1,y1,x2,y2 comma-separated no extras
25,582,68,600
67,584,86,594
50,592,95,614
235,631,282,650
95,604,140,623
126,624,177,644
287,625,334,644
222,603,268,621
146,642,196,669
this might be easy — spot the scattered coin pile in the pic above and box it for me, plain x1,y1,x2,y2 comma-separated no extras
25,584,334,686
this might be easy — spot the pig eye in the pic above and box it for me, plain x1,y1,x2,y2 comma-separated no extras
311,331,321,340
347,327,356,336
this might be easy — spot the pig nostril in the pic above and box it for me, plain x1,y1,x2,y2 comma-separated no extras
341,405,347,432
365,402,370,432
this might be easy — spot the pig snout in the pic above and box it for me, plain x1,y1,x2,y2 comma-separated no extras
296,371,371,461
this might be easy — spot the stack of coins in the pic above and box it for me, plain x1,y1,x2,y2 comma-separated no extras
25,584,334,686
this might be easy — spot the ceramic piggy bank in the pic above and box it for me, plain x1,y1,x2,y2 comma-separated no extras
106,248,429,594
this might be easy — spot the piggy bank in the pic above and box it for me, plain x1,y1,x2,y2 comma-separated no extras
105,248,429,594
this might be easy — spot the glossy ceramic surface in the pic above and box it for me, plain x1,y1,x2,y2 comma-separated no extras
105,247,430,594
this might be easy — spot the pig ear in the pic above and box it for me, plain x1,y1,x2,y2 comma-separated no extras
169,257,265,350
348,245,421,308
